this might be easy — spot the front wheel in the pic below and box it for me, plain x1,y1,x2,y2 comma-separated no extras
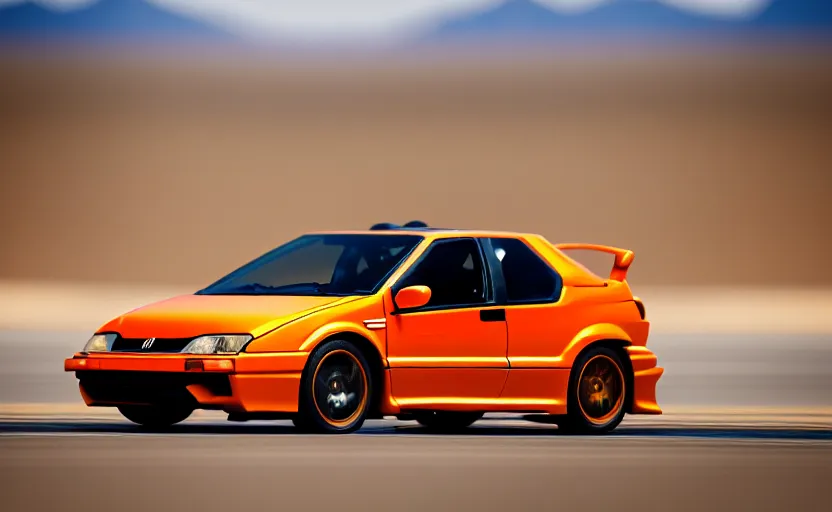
296,340,372,434
558,346,627,435
414,411,483,432
118,404,193,429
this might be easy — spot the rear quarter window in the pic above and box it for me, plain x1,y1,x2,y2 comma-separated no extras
490,238,561,303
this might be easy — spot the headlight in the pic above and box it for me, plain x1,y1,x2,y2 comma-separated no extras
83,333,117,353
182,335,252,354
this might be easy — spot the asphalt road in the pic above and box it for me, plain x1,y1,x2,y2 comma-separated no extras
2,431,830,512
1,329,830,512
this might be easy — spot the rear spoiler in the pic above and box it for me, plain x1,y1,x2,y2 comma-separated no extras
554,243,635,282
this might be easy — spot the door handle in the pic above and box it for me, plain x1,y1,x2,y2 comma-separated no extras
480,309,506,322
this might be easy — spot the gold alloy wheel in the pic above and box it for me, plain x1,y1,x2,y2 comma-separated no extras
312,349,368,428
577,354,624,425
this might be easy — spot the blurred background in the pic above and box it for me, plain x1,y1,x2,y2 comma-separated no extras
1,0,831,393
1,2,831,509
1,0,831,291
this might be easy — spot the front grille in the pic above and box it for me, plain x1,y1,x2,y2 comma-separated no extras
111,337,192,353
78,371,232,404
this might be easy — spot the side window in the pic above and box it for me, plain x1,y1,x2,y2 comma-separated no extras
397,238,487,308
490,238,560,303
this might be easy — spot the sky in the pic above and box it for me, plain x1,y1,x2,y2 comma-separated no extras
0,0,775,40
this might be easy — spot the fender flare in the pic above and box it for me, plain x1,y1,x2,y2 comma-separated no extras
560,323,633,367
297,321,385,356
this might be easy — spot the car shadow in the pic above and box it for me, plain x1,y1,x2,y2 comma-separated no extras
1,418,830,440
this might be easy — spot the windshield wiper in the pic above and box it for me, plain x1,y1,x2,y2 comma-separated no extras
213,282,327,295
263,282,325,293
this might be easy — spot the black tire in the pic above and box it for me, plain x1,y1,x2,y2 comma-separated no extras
558,346,627,435
414,411,483,432
291,415,312,432
296,339,373,434
118,404,193,429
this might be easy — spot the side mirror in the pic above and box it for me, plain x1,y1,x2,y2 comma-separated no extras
394,285,432,310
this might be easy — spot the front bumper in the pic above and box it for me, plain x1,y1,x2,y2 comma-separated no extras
64,352,308,414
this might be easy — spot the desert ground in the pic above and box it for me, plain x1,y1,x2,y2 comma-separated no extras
1,46,830,288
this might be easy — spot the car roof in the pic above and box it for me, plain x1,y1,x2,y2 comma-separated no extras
305,228,531,239
306,221,534,239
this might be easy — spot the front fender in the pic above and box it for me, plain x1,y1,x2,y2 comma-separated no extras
297,321,385,355
244,296,387,357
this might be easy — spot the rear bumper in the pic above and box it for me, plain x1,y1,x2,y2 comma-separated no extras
626,346,664,415
64,352,307,414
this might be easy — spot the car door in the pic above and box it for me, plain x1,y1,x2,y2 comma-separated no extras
483,237,576,407
385,237,509,407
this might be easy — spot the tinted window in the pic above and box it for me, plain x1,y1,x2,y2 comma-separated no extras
490,238,559,303
198,234,422,296
397,238,486,308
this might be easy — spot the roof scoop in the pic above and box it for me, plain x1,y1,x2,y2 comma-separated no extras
370,220,429,230
369,223,400,230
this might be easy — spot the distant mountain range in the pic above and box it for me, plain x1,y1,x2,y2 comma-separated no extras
427,0,832,42
0,0,231,42
0,0,830,47
753,0,832,29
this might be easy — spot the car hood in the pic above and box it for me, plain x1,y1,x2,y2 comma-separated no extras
98,293,359,339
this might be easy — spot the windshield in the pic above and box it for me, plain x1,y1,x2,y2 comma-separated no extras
197,234,423,297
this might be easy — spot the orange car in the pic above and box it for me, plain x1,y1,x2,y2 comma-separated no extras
64,221,663,434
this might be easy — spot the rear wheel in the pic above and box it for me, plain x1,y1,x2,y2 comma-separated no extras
296,340,372,434
118,404,193,429
414,411,483,432
558,346,627,435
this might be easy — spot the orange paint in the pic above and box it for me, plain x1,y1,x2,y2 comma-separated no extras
555,243,635,282
499,368,570,414
393,285,432,309
390,368,509,404
65,228,663,428
228,374,302,413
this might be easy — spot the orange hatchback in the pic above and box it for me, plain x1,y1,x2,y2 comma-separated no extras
65,221,663,434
